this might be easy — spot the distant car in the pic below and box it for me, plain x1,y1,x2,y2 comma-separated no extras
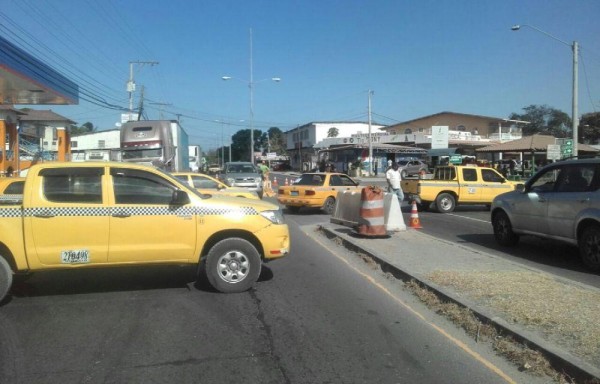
277,172,361,214
491,158,600,271
397,159,428,178
207,164,222,176
171,172,259,199
0,177,24,195
219,162,264,199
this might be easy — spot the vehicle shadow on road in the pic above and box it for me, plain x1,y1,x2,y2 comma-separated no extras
10,265,199,298
456,233,592,274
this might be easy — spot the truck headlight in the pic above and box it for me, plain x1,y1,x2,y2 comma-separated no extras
254,177,262,183
227,178,235,186
260,209,285,224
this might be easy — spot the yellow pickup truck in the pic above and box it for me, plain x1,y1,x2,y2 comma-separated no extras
401,165,523,213
0,162,290,303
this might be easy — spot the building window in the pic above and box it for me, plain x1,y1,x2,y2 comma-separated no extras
71,141,78,148
404,128,412,134
457,125,466,131
98,140,106,148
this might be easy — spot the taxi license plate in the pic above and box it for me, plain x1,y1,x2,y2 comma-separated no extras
61,250,90,264
290,191,299,196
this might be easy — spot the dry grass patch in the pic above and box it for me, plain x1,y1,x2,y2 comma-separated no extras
406,280,578,383
426,270,600,364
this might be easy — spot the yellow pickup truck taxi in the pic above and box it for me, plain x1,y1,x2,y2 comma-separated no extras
0,162,290,302
0,177,24,194
401,165,523,213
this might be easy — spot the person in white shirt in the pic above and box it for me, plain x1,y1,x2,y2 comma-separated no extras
386,162,404,205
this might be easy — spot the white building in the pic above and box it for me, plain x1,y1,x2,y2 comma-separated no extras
70,129,121,161
285,122,385,171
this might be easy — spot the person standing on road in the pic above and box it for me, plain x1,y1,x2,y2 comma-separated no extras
386,162,404,205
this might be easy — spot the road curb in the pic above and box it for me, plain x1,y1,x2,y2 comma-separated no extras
319,225,600,383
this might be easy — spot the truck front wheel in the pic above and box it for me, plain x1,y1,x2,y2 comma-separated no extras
435,193,456,213
203,238,261,293
0,257,13,303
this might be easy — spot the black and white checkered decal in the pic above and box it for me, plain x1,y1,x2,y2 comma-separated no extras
0,205,259,218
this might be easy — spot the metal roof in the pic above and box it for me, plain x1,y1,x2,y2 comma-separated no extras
476,134,599,153
321,143,427,154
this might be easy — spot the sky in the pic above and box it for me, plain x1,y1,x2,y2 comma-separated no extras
1,0,599,149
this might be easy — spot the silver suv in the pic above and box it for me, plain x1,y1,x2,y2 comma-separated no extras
397,159,428,178
220,162,264,199
491,158,600,271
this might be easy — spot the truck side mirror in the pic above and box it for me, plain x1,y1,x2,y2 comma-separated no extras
171,189,190,205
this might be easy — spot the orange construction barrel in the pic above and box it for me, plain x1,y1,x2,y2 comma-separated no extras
356,186,387,237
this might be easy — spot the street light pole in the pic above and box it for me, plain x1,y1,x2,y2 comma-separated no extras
511,24,579,156
249,28,254,164
222,29,280,164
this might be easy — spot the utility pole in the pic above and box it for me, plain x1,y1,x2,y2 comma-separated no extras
368,90,374,176
128,60,159,120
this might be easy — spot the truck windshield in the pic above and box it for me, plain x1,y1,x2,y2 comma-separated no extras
122,148,162,160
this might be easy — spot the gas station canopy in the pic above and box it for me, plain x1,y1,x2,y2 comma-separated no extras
0,35,78,105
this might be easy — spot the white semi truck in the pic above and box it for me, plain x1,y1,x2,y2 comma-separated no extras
120,120,190,172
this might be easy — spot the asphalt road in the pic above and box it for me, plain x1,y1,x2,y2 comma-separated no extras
0,198,543,384
271,172,600,288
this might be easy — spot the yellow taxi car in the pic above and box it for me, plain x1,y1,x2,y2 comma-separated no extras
0,177,25,194
277,172,362,214
172,172,259,199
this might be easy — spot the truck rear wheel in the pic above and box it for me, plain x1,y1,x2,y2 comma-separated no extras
203,238,261,293
435,193,456,213
0,257,13,303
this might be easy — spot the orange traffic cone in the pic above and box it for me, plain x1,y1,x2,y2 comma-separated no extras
285,178,289,186
273,177,278,187
409,200,422,229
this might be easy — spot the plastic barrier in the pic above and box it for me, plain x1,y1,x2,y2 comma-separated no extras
331,190,406,233
356,186,386,236
332,190,362,227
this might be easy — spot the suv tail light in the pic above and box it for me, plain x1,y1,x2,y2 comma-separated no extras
305,190,316,196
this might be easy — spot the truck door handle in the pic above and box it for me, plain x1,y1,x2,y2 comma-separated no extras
112,211,131,218
34,210,55,218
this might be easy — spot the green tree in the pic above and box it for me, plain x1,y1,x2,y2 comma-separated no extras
70,122,96,136
580,112,600,144
231,129,262,161
509,105,571,137
261,127,287,155
327,127,339,137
